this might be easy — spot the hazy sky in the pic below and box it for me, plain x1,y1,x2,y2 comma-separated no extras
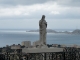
0,0,80,29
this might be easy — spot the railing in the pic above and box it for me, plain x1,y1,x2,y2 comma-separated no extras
25,52,65,60
0,47,80,60
63,47,80,60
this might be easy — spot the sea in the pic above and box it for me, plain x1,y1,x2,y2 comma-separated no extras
0,29,80,47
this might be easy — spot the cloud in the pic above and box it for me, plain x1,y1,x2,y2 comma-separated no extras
0,0,48,6
0,1,70,18
53,0,80,7
0,0,80,7
0,0,80,19
50,11,60,15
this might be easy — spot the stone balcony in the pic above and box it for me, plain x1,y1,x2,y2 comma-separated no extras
22,47,63,53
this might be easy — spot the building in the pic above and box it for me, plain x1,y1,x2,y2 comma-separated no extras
33,40,40,47
11,44,21,49
21,41,31,48
11,44,22,53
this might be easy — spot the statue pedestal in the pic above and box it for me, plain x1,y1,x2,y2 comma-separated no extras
40,44,48,48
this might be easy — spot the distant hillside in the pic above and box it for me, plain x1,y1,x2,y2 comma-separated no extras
27,29,57,33
28,30,39,32
27,29,80,34
47,29,57,33
72,29,80,34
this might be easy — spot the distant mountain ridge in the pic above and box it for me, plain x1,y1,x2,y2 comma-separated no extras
26,29,80,34
72,29,80,34
27,29,57,33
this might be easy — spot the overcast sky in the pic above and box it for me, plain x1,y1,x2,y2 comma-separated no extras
0,0,80,29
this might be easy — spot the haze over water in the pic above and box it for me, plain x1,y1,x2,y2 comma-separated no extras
0,29,80,47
